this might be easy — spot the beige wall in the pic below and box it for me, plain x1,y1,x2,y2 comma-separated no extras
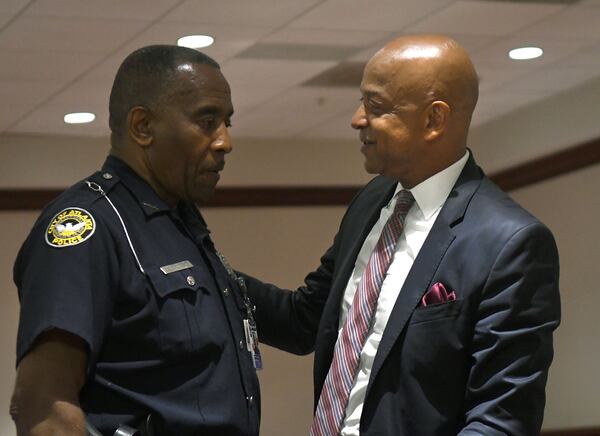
0,211,38,436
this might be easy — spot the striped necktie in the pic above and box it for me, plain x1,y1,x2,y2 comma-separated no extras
310,189,415,436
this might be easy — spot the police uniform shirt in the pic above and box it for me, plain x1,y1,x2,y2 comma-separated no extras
14,155,260,435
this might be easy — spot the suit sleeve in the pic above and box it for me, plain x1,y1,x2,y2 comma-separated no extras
459,222,560,435
242,231,340,355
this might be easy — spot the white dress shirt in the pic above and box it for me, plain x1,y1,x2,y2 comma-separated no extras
339,151,469,435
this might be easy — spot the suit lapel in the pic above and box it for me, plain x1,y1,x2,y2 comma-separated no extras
365,154,483,400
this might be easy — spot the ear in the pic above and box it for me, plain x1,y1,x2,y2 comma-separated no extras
423,101,450,142
127,106,154,147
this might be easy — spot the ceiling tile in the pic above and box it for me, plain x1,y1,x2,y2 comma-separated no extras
0,14,13,28
0,0,29,14
231,87,358,138
229,87,287,116
26,0,182,20
475,87,551,123
9,80,110,137
302,62,365,88
236,43,361,61
264,28,390,47
443,33,499,54
300,112,358,140
290,0,454,32
0,16,150,53
82,22,273,82
0,50,102,81
502,67,600,94
406,0,565,36
0,80,62,132
165,0,321,27
562,42,600,68
576,0,600,6
471,35,593,68
476,64,530,92
152,23,271,63
518,4,600,41
349,45,382,62
64,51,124,84
221,58,336,91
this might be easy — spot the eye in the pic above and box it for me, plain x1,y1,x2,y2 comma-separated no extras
197,116,217,130
225,118,232,128
364,102,382,116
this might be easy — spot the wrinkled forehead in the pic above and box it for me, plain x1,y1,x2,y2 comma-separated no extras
361,54,406,95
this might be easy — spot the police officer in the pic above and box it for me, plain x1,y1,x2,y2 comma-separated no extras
11,45,260,436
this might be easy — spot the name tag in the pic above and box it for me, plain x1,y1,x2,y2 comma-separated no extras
160,260,193,275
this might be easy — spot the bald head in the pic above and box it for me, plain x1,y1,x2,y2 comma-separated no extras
352,35,479,187
369,34,479,126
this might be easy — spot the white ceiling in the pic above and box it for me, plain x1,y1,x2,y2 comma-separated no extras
1,0,600,142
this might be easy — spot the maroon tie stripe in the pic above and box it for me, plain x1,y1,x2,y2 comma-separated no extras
310,190,415,436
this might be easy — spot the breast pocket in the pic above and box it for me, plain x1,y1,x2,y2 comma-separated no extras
146,264,206,355
408,299,463,325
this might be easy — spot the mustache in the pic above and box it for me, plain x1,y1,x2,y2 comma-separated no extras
207,162,225,172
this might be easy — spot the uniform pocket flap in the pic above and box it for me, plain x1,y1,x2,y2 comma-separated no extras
146,263,206,298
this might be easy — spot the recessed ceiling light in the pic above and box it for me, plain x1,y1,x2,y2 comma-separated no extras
508,46,543,60
64,112,95,124
177,35,215,49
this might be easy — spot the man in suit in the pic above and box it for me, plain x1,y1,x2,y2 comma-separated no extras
243,34,560,435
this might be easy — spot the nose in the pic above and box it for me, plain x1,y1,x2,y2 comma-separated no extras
351,103,367,130
212,122,232,154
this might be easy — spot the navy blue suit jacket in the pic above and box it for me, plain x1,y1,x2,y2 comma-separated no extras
244,154,560,435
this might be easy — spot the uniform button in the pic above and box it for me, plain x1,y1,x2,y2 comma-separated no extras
247,395,254,406
102,172,113,180
223,287,230,297
186,275,196,286
239,340,244,350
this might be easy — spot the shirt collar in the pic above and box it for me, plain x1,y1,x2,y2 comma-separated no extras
393,150,470,220
101,155,172,216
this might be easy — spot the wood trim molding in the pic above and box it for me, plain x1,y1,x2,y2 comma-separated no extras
1,136,599,211
489,136,600,191
0,187,361,211
542,428,600,436
206,186,359,207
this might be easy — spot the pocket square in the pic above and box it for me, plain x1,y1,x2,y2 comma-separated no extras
420,282,456,307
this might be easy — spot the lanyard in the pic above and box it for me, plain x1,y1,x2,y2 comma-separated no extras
215,251,256,323
215,250,262,370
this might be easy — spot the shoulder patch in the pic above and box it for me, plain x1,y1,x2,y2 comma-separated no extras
45,207,96,248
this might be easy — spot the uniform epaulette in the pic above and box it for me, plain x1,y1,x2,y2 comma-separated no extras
85,170,121,195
